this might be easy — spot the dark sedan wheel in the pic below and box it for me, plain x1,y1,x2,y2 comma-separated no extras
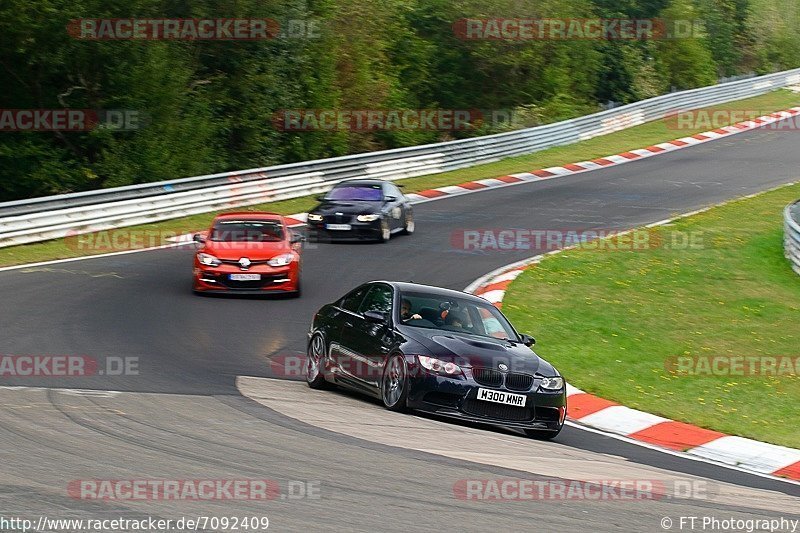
379,219,391,243
306,334,331,389
401,211,415,235
381,354,408,411
524,426,563,440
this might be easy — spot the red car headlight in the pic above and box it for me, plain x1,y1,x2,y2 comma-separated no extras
268,253,295,267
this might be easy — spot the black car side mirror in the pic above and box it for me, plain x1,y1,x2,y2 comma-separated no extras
519,334,535,347
193,233,206,244
289,231,304,243
363,310,388,323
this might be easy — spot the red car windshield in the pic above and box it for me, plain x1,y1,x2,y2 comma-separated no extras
210,220,284,242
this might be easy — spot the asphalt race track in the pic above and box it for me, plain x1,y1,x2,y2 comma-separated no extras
2,123,799,531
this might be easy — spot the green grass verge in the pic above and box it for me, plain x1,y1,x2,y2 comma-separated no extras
3,90,799,267
502,183,800,449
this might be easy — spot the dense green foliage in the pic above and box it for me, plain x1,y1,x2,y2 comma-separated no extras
1,0,799,201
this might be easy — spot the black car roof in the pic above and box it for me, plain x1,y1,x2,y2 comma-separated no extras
332,179,387,187
372,281,490,304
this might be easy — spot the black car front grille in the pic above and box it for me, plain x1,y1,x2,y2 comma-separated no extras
536,406,561,422
472,368,503,387
462,399,533,422
423,391,461,408
472,368,534,392
325,213,353,224
505,373,535,392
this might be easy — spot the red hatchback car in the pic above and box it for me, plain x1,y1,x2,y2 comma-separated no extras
192,212,303,296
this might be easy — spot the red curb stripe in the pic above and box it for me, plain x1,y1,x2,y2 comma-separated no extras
644,145,666,153
563,163,586,172
669,139,689,146
492,302,503,309
773,461,800,481
618,151,641,159
475,280,513,295
566,393,618,419
284,217,304,226
416,189,447,198
496,175,524,183
628,421,726,452
459,181,488,190
712,128,730,135
591,158,615,166
692,134,710,140
531,169,556,178
733,123,750,129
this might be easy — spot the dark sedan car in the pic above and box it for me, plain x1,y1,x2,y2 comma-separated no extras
305,179,414,242
305,281,567,439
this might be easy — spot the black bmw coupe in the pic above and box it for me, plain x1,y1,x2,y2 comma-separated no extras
305,179,414,242
306,281,567,439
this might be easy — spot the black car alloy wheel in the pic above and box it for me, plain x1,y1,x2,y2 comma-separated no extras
379,218,391,243
306,334,331,389
381,354,408,410
401,211,414,235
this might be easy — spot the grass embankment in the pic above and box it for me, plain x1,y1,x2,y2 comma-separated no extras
2,90,799,267
503,184,800,448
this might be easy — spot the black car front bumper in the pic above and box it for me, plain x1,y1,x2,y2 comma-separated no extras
306,220,382,241
406,371,566,431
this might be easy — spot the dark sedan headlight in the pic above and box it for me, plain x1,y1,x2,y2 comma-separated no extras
307,213,323,222
539,376,564,391
417,355,462,376
356,214,381,222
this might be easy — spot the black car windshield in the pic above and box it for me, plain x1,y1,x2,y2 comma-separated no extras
325,184,383,201
398,290,519,341
210,220,284,242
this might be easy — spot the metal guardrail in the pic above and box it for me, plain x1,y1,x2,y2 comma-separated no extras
785,200,800,276
4,68,800,248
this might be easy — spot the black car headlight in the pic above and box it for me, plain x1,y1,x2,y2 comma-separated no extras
356,214,381,222
417,355,462,376
539,376,564,391
307,213,323,222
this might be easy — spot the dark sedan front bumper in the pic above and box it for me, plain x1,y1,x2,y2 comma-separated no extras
406,371,566,431
306,220,382,241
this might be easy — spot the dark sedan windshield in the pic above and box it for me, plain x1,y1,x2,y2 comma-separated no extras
210,220,284,242
398,290,518,341
325,184,383,201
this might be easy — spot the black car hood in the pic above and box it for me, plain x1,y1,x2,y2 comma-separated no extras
311,200,383,215
398,325,558,376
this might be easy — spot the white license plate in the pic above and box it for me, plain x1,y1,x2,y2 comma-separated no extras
229,273,261,281
476,388,526,407
326,223,352,231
